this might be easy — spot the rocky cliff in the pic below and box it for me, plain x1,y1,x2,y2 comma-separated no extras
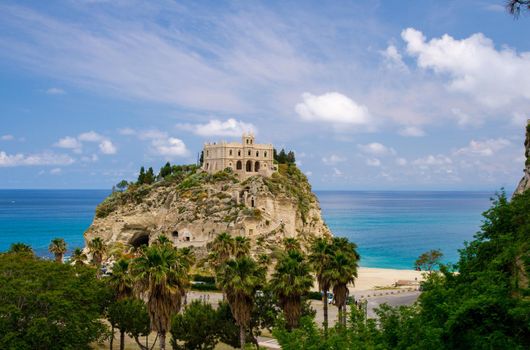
84,164,331,256
514,121,530,196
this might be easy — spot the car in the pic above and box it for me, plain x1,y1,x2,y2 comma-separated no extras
327,292,334,304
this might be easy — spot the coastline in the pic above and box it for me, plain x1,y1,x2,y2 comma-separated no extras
352,267,423,291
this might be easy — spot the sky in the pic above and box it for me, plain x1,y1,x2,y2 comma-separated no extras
1,0,530,190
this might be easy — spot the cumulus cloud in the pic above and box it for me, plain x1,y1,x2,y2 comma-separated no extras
152,137,188,157
50,167,62,174
396,157,407,166
357,142,396,156
46,87,65,95
402,28,530,108
398,126,425,137
454,138,511,157
382,45,407,71
413,154,453,166
322,154,346,165
1,134,14,141
295,92,374,128
54,131,116,155
177,118,256,138
118,128,136,136
54,136,82,153
99,140,117,154
0,151,74,167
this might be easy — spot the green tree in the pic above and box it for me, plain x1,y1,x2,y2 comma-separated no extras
216,256,264,349
0,253,111,349
328,237,360,325
270,249,313,330
414,249,443,274
70,247,87,265
159,162,172,179
170,300,219,350
308,237,334,332
107,298,150,350
48,237,67,263
131,243,192,350
138,166,146,184
8,242,33,255
234,236,251,258
282,237,301,251
207,232,235,270
116,180,129,192
145,167,156,185
88,237,107,276
108,258,133,300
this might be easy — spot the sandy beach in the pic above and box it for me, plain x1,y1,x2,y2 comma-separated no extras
352,267,423,291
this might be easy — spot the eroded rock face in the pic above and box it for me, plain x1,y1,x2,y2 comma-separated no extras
84,165,331,255
514,121,530,196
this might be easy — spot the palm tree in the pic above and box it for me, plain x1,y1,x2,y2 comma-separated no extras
282,237,301,251
328,238,360,325
88,237,107,277
216,256,264,349
131,243,192,350
154,234,171,246
70,247,87,265
8,242,33,255
108,258,133,300
49,237,67,263
270,249,313,330
308,237,334,332
234,236,251,258
207,232,235,269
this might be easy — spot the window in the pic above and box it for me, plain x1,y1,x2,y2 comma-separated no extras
238,150,241,156
229,149,233,156
264,151,267,157
236,160,242,170
256,151,259,157
206,150,209,157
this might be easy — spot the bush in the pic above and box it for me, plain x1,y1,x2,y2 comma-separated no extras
0,252,111,349
170,300,219,350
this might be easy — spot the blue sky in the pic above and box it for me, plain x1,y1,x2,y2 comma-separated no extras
1,0,530,190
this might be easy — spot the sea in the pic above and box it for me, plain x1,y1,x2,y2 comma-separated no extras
0,189,498,269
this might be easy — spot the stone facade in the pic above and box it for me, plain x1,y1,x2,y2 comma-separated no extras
202,133,276,178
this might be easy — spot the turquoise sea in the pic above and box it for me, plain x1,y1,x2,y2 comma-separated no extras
0,190,496,269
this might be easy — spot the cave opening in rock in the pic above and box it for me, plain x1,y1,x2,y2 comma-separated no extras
130,232,149,248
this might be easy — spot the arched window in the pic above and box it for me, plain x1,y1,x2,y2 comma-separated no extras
248,150,251,156
238,150,241,157
236,160,242,170
229,149,233,156
256,151,259,157
264,151,267,157
251,198,255,207
254,161,260,172
246,160,252,172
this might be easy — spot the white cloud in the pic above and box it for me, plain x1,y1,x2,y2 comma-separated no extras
177,118,256,138
1,134,14,141
46,87,65,95
451,108,481,127
358,142,396,156
50,167,62,174
295,92,373,128
81,154,99,162
398,126,425,137
118,128,136,136
99,140,117,154
382,45,407,71
0,151,74,167
454,138,511,157
402,28,530,108
322,154,346,165
366,158,381,167
78,131,104,142
305,170,313,176
152,137,188,157
54,136,82,152
413,154,453,166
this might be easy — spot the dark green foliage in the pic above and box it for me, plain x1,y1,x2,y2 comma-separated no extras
306,291,323,300
0,253,111,349
216,302,241,348
159,162,172,179
274,148,296,164
170,300,219,350
138,166,146,184
192,274,216,283
414,249,443,272
115,179,129,192
107,298,150,350
190,282,219,291
8,242,33,255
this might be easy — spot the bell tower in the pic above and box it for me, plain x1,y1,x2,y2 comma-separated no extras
242,133,255,146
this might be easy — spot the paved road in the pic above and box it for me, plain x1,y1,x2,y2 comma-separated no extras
366,291,420,318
